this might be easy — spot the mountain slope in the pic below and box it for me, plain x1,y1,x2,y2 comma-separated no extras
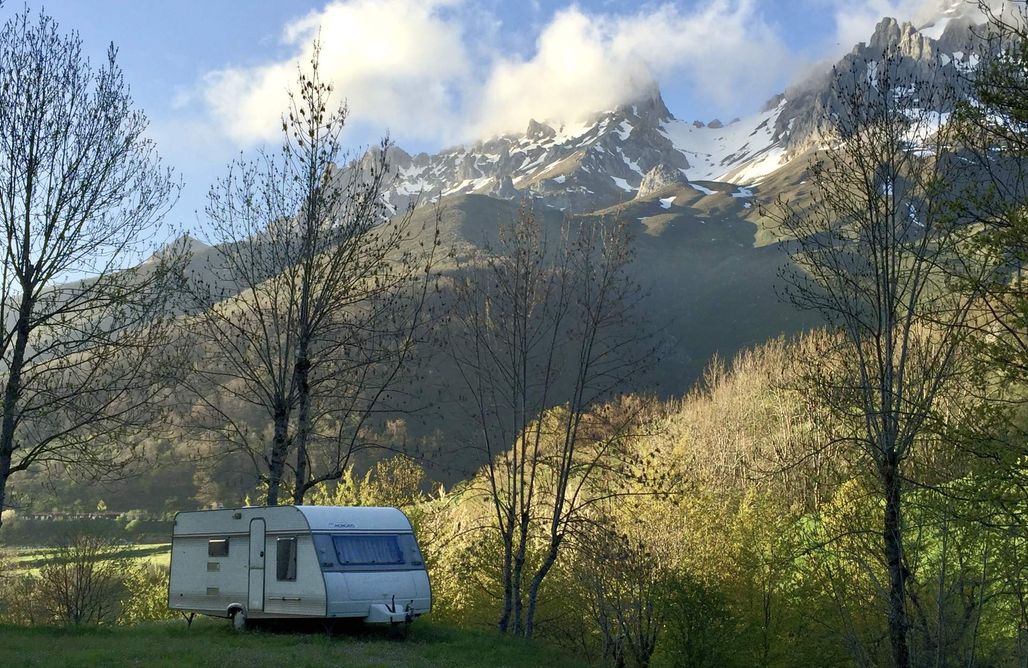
9,7,992,509
350,87,793,215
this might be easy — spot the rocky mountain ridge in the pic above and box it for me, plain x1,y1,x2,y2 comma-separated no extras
350,5,983,216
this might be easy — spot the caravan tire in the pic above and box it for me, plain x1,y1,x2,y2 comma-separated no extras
231,608,247,632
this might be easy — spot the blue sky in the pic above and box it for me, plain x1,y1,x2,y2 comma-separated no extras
0,0,953,232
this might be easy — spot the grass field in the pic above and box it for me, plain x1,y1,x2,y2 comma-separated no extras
0,538,590,665
0,617,592,667
2,543,171,575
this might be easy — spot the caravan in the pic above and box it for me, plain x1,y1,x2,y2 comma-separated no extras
168,505,431,630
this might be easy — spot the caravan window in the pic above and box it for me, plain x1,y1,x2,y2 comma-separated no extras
276,537,297,581
208,538,229,557
333,535,404,565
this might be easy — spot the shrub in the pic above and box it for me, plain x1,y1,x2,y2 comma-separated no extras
34,533,129,625
120,562,174,624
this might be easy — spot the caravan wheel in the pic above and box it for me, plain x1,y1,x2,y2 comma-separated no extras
230,608,247,632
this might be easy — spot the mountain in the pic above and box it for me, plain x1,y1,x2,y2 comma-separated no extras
351,86,788,216
770,13,981,153
348,8,981,226
11,9,991,510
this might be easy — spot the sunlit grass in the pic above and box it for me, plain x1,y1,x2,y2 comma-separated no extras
1,543,171,575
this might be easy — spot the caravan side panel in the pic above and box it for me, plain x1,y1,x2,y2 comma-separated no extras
169,506,308,617
261,533,326,617
168,533,248,615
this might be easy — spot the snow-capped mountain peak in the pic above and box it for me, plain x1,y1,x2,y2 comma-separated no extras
352,10,982,216
361,87,790,214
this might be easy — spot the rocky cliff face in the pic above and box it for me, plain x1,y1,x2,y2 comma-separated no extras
355,88,694,214
769,14,982,151
343,85,793,215
636,164,687,199
341,6,987,216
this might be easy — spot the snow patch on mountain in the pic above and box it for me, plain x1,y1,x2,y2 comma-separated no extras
661,100,787,183
611,176,634,191
347,10,982,216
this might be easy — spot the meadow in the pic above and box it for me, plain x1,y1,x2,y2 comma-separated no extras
0,617,587,668
3,543,171,576
0,540,589,667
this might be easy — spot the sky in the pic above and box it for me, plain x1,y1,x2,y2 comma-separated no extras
0,0,969,233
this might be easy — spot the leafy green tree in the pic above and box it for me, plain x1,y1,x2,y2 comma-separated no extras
764,42,984,666
947,1,1028,533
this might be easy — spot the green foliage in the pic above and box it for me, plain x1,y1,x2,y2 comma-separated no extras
658,573,735,667
414,329,1028,665
0,533,174,627
120,563,175,625
309,455,426,508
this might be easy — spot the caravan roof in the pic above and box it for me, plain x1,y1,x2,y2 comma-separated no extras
295,505,412,532
173,505,413,536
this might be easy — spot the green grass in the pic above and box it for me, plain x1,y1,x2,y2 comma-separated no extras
1,543,171,575
0,617,592,667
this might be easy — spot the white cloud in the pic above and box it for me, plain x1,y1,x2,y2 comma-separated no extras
201,0,470,145
195,0,992,149
470,1,794,137
197,0,796,146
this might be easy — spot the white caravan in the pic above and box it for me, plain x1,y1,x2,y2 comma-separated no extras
168,505,431,629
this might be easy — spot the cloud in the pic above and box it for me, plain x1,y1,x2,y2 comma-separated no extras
197,0,798,146
195,0,991,149
469,1,794,137
201,0,470,145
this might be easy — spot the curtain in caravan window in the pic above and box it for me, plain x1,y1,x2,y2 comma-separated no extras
332,535,404,565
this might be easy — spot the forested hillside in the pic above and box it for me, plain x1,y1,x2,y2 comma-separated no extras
3,2,1028,667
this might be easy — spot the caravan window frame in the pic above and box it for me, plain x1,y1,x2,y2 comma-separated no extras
276,536,298,581
207,538,230,557
312,533,425,572
332,534,405,566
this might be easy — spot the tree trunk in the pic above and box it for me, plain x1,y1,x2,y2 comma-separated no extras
524,540,560,638
498,534,514,633
0,290,34,527
292,353,312,505
512,541,526,634
0,448,13,529
266,405,291,506
882,458,911,668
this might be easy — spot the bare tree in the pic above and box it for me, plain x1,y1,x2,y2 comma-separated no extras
764,48,981,666
448,204,654,637
36,533,129,625
183,44,439,506
0,8,182,525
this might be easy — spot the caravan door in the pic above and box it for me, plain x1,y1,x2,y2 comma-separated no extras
248,518,266,611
